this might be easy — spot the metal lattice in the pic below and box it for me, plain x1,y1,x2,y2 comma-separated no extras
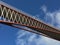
0,1,60,41
0,4,60,32
0,5,41,28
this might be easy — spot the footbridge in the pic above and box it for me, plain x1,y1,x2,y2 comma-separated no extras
0,1,60,41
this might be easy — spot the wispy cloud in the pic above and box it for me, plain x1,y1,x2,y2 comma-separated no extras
16,5,60,45
41,5,60,28
40,5,60,45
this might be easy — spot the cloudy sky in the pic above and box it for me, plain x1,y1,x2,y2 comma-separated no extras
0,0,60,45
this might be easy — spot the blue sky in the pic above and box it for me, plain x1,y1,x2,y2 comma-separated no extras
0,0,60,45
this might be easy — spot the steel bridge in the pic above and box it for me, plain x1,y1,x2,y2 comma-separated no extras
0,1,60,41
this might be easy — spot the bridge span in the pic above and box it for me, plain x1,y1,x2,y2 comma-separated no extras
0,1,60,41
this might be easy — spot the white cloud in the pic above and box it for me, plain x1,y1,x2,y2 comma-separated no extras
40,5,60,45
16,5,60,45
40,5,47,13
41,5,60,28
40,36,60,45
55,11,60,28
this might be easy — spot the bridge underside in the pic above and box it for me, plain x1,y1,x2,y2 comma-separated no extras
0,20,60,41
28,27,60,41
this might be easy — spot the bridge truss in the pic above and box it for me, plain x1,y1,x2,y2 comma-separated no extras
0,1,60,41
